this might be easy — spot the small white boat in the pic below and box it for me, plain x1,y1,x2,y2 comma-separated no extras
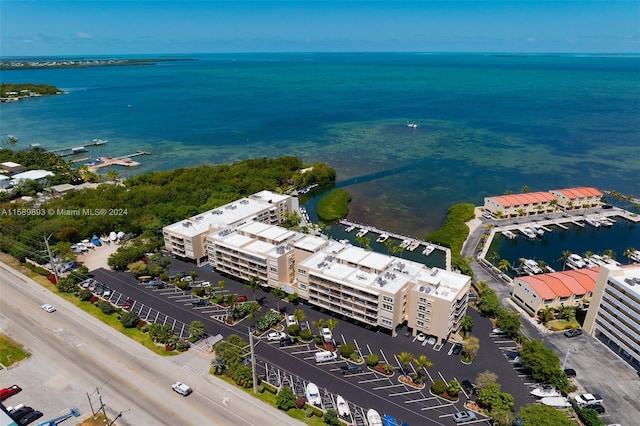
422,244,435,256
339,239,350,245
376,234,389,243
501,230,517,240
305,383,321,407
522,259,543,275
109,231,117,241
518,227,537,239
116,231,126,240
336,395,350,417
356,228,368,238
407,240,420,251
630,250,640,263
407,123,417,128
566,253,587,269
400,239,411,249
530,386,560,398
585,217,601,228
367,409,383,426
345,225,356,233
531,224,545,236
540,397,571,408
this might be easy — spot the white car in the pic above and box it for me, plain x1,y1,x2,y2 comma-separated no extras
321,327,333,341
286,315,298,327
171,381,192,396
267,331,287,341
41,304,56,313
575,393,603,406
416,333,426,342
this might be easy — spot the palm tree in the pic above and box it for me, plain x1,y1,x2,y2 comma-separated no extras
549,199,559,213
272,288,286,313
623,247,636,263
217,280,225,296
311,319,326,336
603,249,616,261
246,275,261,301
293,308,306,324
521,185,529,193
559,250,572,271
461,315,474,336
487,251,500,263
326,318,339,332
397,351,414,377
497,259,511,272
413,354,433,381
384,238,395,255
538,307,555,324
188,270,198,283
583,250,593,260
106,169,120,182
247,302,262,331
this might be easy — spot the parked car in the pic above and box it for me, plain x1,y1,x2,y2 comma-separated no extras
564,328,583,338
286,315,298,327
564,368,577,377
267,331,287,342
340,363,364,375
11,406,34,422
461,380,476,395
17,410,43,425
416,333,426,342
0,385,22,401
452,410,477,423
138,276,153,283
171,381,192,396
452,343,463,355
586,404,605,414
148,279,165,288
321,327,333,341
426,336,437,345
192,299,210,307
235,295,248,302
492,328,507,335
41,304,56,313
102,287,112,298
575,393,603,406
279,337,296,347
122,298,134,310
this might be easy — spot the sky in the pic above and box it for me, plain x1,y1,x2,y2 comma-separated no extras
1,1,639,56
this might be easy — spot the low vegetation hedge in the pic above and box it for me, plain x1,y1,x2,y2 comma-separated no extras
316,189,351,221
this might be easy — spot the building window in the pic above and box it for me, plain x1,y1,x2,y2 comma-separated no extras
418,305,426,311
381,319,392,326
383,296,393,303
419,297,426,304
417,313,425,319
382,304,393,311
298,269,306,275
270,267,278,273
416,320,424,326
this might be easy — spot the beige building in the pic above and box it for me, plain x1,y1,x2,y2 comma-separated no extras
583,264,640,369
163,190,296,264
511,268,598,314
483,186,603,218
297,241,471,342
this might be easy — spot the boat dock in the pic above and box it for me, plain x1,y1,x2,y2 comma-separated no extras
48,139,107,156
87,151,151,170
338,219,451,270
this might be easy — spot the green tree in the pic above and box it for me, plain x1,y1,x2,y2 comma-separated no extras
293,308,306,324
120,311,140,328
99,301,115,315
430,379,447,395
272,288,286,313
149,324,174,344
474,371,498,390
460,315,474,336
519,340,569,392
366,353,380,367
517,404,574,426
496,309,521,337
339,343,356,358
413,354,433,380
56,276,78,293
463,336,480,361
477,382,514,412
311,319,326,335
559,250,572,271
323,409,340,426
477,287,501,317
397,351,414,376
189,320,206,340
579,407,604,426
538,307,555,324
246,275,261,301
326,317,339,332
127,260,147,276
447,380,461,397
275,386,296,411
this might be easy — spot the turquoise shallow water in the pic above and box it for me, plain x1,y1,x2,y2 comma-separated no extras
1,53,639,236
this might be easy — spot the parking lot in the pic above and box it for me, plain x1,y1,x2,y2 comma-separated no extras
78,257,535,424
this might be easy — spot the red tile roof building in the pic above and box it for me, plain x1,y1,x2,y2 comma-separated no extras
483,187,602,218
512,268,599,314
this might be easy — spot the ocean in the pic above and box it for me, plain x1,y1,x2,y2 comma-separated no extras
1,53,639,240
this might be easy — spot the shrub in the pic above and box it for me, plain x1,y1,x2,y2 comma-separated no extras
296,397,306,409
339,343,356,358
300,329,313,341
314,336,323,345
286,292,299,304
261,381,277,394
136,320,146,329
100,301,115,315
383,363,394,374
79,289,93,301
120,311,140,328
431,379,447,395
257,385,265,394
140,325,149,333
276,386,296,411
349,352,360,362
305,408,313,418
366,353,380,367
323,409,340,426
288,324,301,336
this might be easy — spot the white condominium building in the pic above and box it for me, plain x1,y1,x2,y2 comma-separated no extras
163,190,295,264
583,264,640,369
297,241,471,343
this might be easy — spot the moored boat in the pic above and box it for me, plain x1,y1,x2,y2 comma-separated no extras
422,244,435,256
522,259,544,275
530,386,560,398
566,253,587,269
518,227,537,239
356,228,369,238
585,217,601,228
501,230,517,240
376,234,389,243
345,225,356,232
407,123,417,128
540,397,571,408
407,240,420,251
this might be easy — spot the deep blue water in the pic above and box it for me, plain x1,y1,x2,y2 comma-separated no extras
1,53,639,238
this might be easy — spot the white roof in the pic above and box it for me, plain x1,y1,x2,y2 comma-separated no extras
0,175,9,181
293,235,328,252
165,192,284,238
1,161,22,168
11,170,54,181
413,267,470,301
608,264,640,298
239,221,295,242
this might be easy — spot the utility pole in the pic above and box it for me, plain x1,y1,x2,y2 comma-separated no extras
44,234,58,283
98,389,108,422
87,392,96,417
249,327,258,394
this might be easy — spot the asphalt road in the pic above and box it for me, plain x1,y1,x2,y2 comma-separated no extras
0,261,303,426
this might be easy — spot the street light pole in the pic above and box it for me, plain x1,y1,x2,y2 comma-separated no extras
249,327,258,394
562,347,573,370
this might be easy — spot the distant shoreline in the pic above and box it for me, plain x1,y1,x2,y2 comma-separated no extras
0,57,195,71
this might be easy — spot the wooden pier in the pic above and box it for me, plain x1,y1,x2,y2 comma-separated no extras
338,219,451,270
87,151,151,171
48,139,107,156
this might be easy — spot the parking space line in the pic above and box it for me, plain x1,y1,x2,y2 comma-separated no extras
403,397,437,404
388,389,422,397
291,349,318,355
358,377,391,384
423,403,455,411
373,384,405,390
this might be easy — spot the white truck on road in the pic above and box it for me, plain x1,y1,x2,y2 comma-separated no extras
171,382,192,396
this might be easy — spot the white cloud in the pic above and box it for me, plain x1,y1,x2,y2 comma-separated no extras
77,32,93,39
527,37,536,43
